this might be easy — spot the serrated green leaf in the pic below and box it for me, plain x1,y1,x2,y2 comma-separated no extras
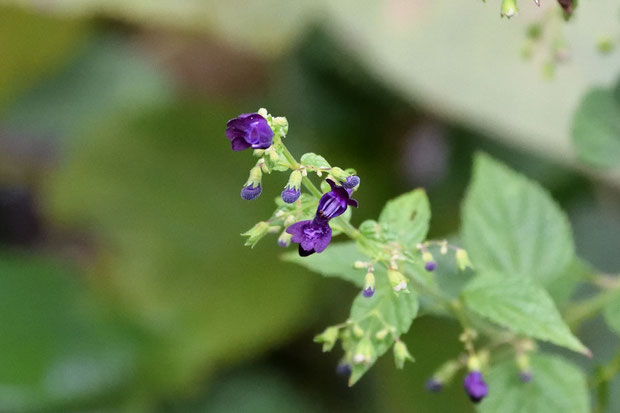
300,152,331,169
478,353,589,413
282,241,367,287
571,83,620,168
604,291,620,336
378,189,430,248
463,273,588,355
347,273,418,385
462,154,574,285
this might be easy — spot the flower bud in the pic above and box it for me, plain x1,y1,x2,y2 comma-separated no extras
387,269,408,292
456,249,474,271
393,341,414,369
241,166,263,200
336,361,352,377
352,324,364,338
463,370,488,404
501,0,518,18
426,378,443,392
353,260,367,269
314,326,339,352
422,251,437,272
241,221,270,247
281,170,302,203
516,353,532,382
343,175,360,189
277,231,292,247
271,116,289,136
363,272,376,298
375,329,389,341
353,338,374,365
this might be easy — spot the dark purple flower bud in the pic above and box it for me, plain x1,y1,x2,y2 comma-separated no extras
336,362,352,377
425,378,443,393
519,371,533,383
362,286,375,297
316,179,358,221
281,186,301,203
226,113,274,151
463,371,488,404
286,218,332,257
363,272,375,297
241,183,262,200
342,175,360,189
425,261,437,272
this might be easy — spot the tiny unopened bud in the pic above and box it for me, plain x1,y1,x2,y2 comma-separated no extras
501,0,518,18
363,272,376,297
352,324,364,338
422,251,437,272
314,326,339,352
336,361,352,377
242,221,270,247
456,249,474,271
426,378,443,392
353,338,374,365
387,269,408,292
393,341,414,369
375,329,389,340
278,231,292,247
353,260,367,269
463,370,488,404
343,175,360,189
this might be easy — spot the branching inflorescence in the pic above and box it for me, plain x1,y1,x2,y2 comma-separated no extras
225,109,616,408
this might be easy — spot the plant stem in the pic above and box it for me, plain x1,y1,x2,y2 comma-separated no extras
565,284,620,329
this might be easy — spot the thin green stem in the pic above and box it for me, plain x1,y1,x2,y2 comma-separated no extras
565,284,620,329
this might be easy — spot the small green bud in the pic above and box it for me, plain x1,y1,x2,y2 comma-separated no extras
456,249,474,271
387,269,408,292
277,231,292,248
314,326,339,352
257,107,269,118
516,353,530,371
501,0,518,18
596,37,614,55
286,170,302,191
242,221,270,248
353,260,367,269
467,355,481,371
271,116,289,136
253,149,266,157
267,148,279,163
375,329,389,341
353,338,374,365
330,167,349,182
434,359,462,383
393,341,415,369
352,324,365,338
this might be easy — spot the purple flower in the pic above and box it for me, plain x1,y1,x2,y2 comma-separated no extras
519,371,533,383
286,219,332,257
316,179,358,221
425,378,443,393
281,186,301,203
362,286,375,297
425,261,437,272
226,113,274,151
342,175,360,189
463,371,488,404
241,183,262,200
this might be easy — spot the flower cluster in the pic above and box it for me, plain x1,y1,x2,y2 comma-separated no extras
226,109,360,257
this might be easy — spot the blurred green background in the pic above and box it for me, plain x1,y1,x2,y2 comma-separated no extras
0,1,619,412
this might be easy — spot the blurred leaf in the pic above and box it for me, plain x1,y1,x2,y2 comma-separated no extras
324,0,620,165
378,189,430,248
47,102,320,397
571,82,620,168
347,273,418,385
462,153,574,285
463,273,588,354
282,241,367,287
604,292,620,336
2,35,173,141
0,251,138,411
8,0,320,56
300,152,331,169
479,353,589,413
0,6,88,113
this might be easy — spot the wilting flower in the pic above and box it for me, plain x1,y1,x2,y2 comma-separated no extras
463,371,488,403
226,113,274,151
286,219,332,257
316,179,358,221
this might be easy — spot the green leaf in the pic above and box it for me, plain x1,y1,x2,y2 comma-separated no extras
463,273,588,355
300,152,331,169
378,189,430,248
282,241,367,287
604,291,620,336
347,273,418,385
462,153,574,285
571,84,620,167
479,353,589,413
